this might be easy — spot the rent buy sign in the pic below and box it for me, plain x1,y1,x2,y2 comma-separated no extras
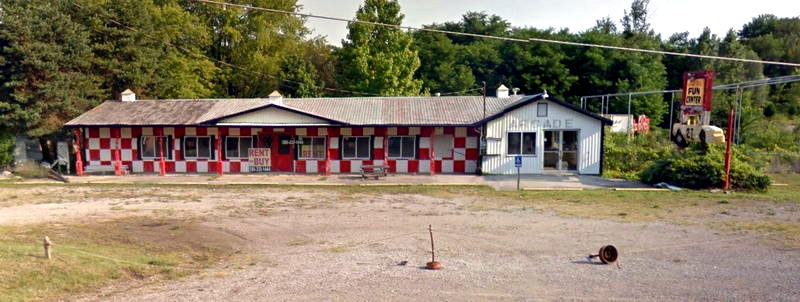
248,148,271,172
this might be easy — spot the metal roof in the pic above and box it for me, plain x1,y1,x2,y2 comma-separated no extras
64,93,610,127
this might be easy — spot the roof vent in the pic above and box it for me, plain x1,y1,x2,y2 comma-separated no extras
496,84,509,98
268,90,283,105
512,87,520,96
542,90,549,99
120,89,136,102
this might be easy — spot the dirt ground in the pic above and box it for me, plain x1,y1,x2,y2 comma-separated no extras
1,184,798,301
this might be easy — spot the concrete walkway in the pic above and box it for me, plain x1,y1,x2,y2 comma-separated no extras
15,173,651,191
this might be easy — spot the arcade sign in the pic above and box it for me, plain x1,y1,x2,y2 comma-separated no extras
682,70,714,111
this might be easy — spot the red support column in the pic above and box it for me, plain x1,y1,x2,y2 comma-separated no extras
430,131,436,176
157,129,166,176
216,135,224,176
383,134,388,170
112,128,122,176
74,129,84,176
723,108,734,190
325,138,332,175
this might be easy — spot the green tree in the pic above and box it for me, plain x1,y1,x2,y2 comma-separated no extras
501,28,576,95
72,0,217,99
0,0,105,138
279,53,324,97
412,30,476,95
338,0,422,96
182,0,310,98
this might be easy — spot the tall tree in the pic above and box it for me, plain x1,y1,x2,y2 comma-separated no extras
412,30,476,95
338,0,421,96
75,0,217,99
0,0,104,139
181,0,310,98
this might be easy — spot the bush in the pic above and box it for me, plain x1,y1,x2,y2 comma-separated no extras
603,128,674,180
0,131,14,169
12,160,51,179
640,144,771,191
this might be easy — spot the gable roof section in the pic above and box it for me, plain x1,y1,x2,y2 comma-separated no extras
209,103,345,126
477,94,613,125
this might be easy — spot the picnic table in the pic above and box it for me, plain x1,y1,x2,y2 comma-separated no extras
361,165,388,180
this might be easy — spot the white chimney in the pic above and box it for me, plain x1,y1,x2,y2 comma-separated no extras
496,84,509,98
268,90,283,105
120,89,136,102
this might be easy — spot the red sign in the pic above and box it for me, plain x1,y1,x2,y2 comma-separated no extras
682,70,714,111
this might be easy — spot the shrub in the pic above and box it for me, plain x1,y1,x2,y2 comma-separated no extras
603,128,674,180
0,131,14,169
640,144,771,191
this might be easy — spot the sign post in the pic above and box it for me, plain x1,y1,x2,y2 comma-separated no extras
514,156,522,191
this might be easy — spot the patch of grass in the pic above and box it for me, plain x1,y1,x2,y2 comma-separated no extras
411,210,441,216
286,239,312,246
712,220,800,248
326,246,350,253
0,217,236,301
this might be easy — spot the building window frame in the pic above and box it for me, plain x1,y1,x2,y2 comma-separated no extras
537,103,548,117
507,132,537,156
298,136,327,160
341,136,372,160
140,135,168,159
225,136,254,159
387,136,416,159
433,134,454,159
183,136,213,159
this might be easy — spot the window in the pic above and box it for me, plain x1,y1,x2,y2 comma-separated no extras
140,136,168,158
298,136,326,159
184,136,212,159
342,136,371,159
537,103,548,117
225,136,253,158
508,132,536,155
388,136,415,159
433,135,453,159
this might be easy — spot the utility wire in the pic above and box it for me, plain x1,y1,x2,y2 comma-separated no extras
192,0,800,68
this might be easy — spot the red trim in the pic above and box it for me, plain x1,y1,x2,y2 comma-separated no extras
74,129,84,176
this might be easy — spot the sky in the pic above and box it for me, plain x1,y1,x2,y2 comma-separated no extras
297,0,800,46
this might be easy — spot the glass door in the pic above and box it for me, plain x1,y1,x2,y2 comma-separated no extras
543,131,560,170
543,130,579,171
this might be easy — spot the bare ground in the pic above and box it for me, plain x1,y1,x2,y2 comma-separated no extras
1,185,798,301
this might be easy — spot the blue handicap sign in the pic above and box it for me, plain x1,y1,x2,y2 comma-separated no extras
514,156,523,167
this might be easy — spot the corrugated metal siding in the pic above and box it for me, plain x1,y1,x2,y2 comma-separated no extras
481,100,603,175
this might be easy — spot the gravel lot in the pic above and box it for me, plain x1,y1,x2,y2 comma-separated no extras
1,185,798,301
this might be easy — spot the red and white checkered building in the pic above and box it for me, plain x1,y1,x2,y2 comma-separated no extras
66,88,611,175
78,125,479,174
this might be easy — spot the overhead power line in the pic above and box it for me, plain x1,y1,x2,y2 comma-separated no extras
192,0,800,68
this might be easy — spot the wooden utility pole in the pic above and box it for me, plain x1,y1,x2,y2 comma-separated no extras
43,236,52,260
723,107,734,190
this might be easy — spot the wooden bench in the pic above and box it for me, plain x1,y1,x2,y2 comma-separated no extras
361,165,388,180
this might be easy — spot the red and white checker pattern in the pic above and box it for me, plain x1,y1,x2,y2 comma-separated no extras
80,126,479,174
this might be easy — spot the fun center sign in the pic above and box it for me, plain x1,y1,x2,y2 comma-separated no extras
682,70,714,111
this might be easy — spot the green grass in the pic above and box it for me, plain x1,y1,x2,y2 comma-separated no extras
0,218,232,301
